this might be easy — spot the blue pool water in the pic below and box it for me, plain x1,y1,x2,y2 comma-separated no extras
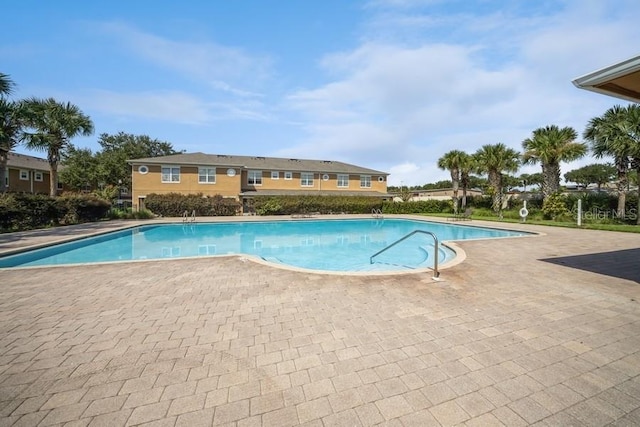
0,219,528,272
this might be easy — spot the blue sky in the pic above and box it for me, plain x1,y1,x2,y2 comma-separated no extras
3,0,639,186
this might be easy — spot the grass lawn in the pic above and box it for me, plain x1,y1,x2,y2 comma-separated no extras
424,211,640,233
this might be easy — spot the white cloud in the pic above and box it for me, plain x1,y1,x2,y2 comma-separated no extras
79,89,270,125
98,21,271,97
281,0,640,186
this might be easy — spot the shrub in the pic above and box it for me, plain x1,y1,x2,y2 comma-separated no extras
252,195,383,215
108,208,156,220
144,193,240,217
56,194,112,224
382,200,452,214
542,192,570,220
0,192,111,232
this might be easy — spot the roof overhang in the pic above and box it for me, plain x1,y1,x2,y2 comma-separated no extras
572,55,640,103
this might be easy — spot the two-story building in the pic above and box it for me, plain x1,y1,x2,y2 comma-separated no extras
4,152,53,194
128,152,390,212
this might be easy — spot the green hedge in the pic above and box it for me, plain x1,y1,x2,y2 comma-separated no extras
0,193,111,232
250,196,455,215
252,195,384,215
144,193,240,217
381,199,452,214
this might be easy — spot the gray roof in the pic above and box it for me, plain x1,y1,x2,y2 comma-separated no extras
7,152,50,171
128,152,388,176
240,190,391,198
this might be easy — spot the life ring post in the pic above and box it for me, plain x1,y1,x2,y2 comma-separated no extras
519,201,529,223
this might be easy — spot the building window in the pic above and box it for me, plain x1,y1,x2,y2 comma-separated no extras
301,172,314,187
337,174,349,188
360,175,372,188
34,172,43,182
271,171,279,180
284,171,293,180
248,170,262,185
161,166,180,183
198,167,216,183
19,170,28,180
138,165,149,174
57,182,63,190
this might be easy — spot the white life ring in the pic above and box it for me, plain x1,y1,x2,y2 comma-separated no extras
519,207,529,217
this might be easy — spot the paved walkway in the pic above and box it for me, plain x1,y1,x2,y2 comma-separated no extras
0,216,639,426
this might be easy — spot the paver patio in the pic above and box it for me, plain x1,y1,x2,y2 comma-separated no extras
0,216,638,426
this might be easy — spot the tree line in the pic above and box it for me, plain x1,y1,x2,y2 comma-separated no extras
2,71,639,223
0,73,180,198
433,109,640,222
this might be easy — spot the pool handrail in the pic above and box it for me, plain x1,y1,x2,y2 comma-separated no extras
370,230,439,278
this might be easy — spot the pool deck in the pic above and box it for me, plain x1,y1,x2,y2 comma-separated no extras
0,215,638,426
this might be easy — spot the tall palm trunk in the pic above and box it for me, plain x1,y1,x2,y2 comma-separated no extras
541,162,560,197
488,170,502,213
460,171,469,209
0,149,8,193
48,150,60,197
614,157,627,218
450,169,460,214
633,158,640,225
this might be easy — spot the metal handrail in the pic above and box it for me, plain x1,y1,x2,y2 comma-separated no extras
370,230,440,278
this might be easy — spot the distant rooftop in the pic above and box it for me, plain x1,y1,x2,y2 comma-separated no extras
128,152,388,176
7,152,50,171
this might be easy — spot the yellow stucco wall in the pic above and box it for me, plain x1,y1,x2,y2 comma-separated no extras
241,170,387,192
131,164,388,210
132,165,242,208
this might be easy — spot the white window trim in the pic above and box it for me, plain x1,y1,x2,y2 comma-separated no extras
198,167,216,184
360,175,372,188
300,172,314,187
34,171,44,182
248,170,263,186
337,174,349,188
271,171,279,180
19,170,29,180
284,171,293,180
161,165,181,183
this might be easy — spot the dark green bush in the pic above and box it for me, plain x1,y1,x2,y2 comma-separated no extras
56,194,112,224
107,208,155,220
252,195,383,215
0,192,111,232
144,193,240,217
381,199,452,214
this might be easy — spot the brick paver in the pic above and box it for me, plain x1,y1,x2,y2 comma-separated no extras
1,216,639,426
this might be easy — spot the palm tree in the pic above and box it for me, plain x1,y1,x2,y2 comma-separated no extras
474,143,520,214
437,150,467,213
522,125,587,201
0,74,22,193
584,105,638,218
623,104,640,224
0,73,15,97
458,152,474,209
22,98,94,196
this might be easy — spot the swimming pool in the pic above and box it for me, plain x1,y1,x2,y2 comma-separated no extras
0,218,528,272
